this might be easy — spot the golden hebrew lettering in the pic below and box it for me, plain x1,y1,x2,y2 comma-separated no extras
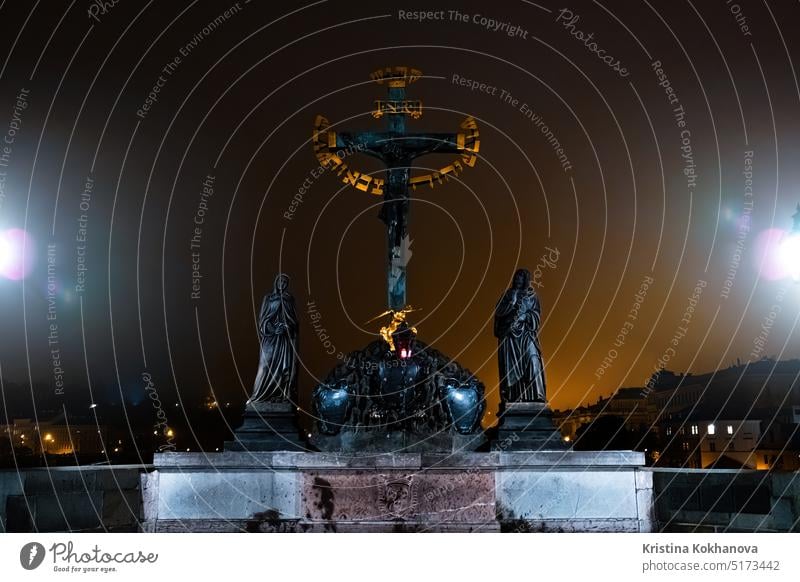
318,153,344,170
355,174,374,192
313,107,478,195
439,164,456,177
370,178,385,195
333,161,349,177
409,174,434,190
343,169,360,187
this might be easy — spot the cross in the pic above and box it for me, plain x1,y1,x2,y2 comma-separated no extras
313,67,480,311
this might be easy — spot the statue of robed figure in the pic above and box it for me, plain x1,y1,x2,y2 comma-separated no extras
494,268,546,402
249,273,299,403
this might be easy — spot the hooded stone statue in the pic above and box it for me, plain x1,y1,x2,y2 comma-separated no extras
249,273,298,403
494,268,546,402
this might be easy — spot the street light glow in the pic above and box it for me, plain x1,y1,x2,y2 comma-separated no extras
755,228,800,281
0,228,35,280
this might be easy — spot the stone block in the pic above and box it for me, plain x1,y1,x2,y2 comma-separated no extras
301,470,495,526
155,470,299,521
497,469,640,520
35,491,105,531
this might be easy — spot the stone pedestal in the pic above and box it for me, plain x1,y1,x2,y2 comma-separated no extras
141,450,653,532
225,402,306,452
492,401,566,450
311,430,486,453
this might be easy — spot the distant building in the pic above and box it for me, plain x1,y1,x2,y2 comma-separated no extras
664,404,800,470
555,387,656,441
1,417,108,457
555,358,800,469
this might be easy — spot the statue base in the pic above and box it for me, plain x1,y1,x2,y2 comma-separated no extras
226,402,307,452
310,430,486,453
142,450,653,532
492,402,567,451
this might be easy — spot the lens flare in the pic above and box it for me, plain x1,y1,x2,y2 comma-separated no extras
0,228,35,280
779,232,800,282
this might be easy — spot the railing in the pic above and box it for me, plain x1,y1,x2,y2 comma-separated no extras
649,467,800,532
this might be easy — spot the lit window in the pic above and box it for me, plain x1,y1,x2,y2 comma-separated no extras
666,426,672,436
707,424,716,435
726,425,733,435
691,425,699,435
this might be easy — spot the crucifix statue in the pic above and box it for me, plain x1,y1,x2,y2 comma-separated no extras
313,66,480,311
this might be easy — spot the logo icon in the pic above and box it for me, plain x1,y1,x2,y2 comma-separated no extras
20,542,46,570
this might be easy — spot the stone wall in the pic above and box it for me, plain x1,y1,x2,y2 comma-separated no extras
0,466,144,532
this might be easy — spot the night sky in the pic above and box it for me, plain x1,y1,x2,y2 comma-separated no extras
1,0,799,430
